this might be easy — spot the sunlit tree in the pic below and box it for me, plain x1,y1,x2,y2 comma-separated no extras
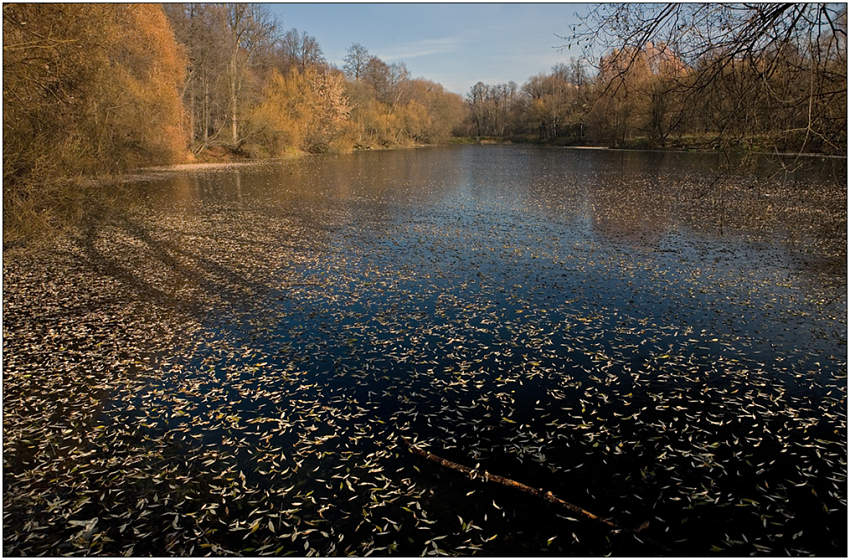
4,3,187,185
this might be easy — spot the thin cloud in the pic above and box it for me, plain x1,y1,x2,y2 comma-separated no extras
503,48,572,67
377,36,466,61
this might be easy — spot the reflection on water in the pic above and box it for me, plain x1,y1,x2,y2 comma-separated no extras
135,146,845,347
3,146,846,556
149,146,846,261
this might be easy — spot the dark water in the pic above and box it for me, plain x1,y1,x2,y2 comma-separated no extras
3,146,846,555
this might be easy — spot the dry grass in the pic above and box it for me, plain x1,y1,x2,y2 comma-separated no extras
4,178,131,252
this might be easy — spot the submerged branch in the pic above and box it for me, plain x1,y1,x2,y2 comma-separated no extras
401,437,673,551
401,437,616,528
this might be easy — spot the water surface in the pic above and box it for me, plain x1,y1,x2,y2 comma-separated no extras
4,145,846,555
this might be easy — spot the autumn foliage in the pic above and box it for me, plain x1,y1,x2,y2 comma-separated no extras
3,4,187,186
164,4,464,157
248,67,351,155
3,2,467,197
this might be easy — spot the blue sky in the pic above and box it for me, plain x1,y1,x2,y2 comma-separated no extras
268,3,590,96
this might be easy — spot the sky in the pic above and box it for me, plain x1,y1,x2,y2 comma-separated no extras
268,3,590,96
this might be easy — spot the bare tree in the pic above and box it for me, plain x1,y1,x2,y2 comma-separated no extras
226,4,277,145
343,43,370,80
466,82,489,137
565,3,847,153
164,4,230,149
276,28,325,73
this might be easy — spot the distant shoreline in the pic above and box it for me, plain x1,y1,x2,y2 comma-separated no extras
564,145,848,159
454,137,846,159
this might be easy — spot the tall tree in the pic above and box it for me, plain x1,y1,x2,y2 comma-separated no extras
164,4,230,148
466,82,489,137
276,28,325,72
343,43,370,80
225,4,277,145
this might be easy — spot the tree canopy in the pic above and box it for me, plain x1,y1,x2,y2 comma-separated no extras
566,3,847,152
3,4,187,185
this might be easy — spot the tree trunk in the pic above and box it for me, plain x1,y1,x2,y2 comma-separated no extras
230,53,238,144
189,81,196,143
203,73,209,144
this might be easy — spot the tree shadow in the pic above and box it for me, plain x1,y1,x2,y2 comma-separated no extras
65,198,306,324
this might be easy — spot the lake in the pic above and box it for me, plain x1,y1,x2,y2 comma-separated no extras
3,145,846,555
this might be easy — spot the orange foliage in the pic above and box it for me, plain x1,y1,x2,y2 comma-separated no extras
248,66,350,154
3,4,187,186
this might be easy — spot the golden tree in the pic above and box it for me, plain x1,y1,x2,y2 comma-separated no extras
3,3,187,184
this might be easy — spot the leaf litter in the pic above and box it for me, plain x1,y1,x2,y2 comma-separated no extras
3,147,846,555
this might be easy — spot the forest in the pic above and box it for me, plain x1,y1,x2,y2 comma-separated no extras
3,4,464,184
462,4,847,153
3,3,847,213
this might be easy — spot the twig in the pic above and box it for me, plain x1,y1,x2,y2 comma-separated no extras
402,437,616,528
401,437,672,552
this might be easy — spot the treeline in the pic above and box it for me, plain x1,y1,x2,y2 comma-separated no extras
165,4,464,157
462,5,846,154
457,61,590,143
462,43,846,153
3,3,465,192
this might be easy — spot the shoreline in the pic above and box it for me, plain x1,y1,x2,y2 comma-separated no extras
454,136,846,159
146,142,847,175
564,145,847,159
139,143,436,173
141,160,279,172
